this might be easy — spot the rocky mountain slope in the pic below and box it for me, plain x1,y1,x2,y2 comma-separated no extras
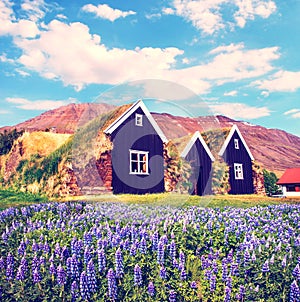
1,103,299,174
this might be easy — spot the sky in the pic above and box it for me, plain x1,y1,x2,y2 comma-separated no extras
0,0,300,136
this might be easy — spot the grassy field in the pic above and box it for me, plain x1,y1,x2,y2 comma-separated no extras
0,188,299,210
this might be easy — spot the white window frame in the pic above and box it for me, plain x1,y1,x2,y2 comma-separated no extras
234,163,244,180
129,150,149,175
234,139,239,149
135,114,143,126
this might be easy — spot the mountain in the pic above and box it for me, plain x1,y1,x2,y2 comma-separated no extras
0,103,115,134
1,103,300,174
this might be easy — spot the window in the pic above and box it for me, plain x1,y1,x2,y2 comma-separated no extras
135,114,143,126
234,163,243,180
234,139,239,149
129,150,148,175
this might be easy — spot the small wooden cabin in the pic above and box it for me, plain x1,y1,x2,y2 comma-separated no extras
277,168,300,197
218,124,254,194
181,131,215,195
103,100,168,194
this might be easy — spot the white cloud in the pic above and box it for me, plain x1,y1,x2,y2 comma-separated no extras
210,102,271,119
162,7,175,15
168,0,276,35
6,97,75,110
224,90,238,96
261,90,269,97
253,70,300,92
0,109,10,114
82,4,136,22
21,0,47,22
145,13,162,20
0,0,39,38
16,68,30,77
284,109,300,119
0,53,14,63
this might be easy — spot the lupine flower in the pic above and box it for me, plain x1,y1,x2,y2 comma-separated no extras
262,260,270,273
293,264,300,280
49,262,56,276
152,231,159,251
130,243,137,256
179,250,185,265
180,267,187,280
139,237,147,254
134,264,142,286
148,281,155,297
190,281,197,289
115,248,124,278
84,246,92,265
210,274,216,292
97,248,106,273
157,241,165,265
212,260,218,274
169,240,177,260
290,280,300,302
32,267,41,283
222,259,228,281
160,265,167,279
32,239,39,252
224,285,231,302
169,290,177,302
6,264,13,281
239,285,245,300
18,240,26,255
244,248,251,266
107,268,117,300
31,254,39,272
16,265,25,281
282,255,287,268
80,271,90,300
251,251,256,262
71,280,79,302
54,242,61,257
57,264,66,285
87,259,97,292
0,257,5,270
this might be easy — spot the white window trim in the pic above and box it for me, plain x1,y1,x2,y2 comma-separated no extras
234,163,244,180
129,149,149,175
234,139,239,149
135,114,143,126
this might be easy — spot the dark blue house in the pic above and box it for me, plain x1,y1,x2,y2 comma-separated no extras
181,131,215,195
218,124,254,194
103,100,168,194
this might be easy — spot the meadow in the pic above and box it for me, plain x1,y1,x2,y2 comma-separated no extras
0,191,300,301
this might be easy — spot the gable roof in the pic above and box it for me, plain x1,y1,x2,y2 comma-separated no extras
181,131,215,162
218,124,254,160
277,168,300,185
103,100,168,143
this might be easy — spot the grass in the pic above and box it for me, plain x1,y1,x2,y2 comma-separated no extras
0,188,48,210
1,189,299,211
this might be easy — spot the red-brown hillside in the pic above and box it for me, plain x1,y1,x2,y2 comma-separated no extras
1,103,299,174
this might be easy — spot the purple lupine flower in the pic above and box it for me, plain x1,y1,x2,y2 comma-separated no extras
55,243,61,257
71,280,79,302
292,264,300,280
80,271,90,300
18,240,26,255
226,276,232,288
157,241,165,265
148,281,155,297
6,264,13,281
97,248,106,273
239,285,245,300
251,251,256,262
139,237,147,254
32,267,41,283
180,267,187,280
130,243,137,256
107,268,117,300
210,274,216,292
134,264,142,286
84,245,92,265
244,248,251,266
290,280,300,302
169,240,177,260
0,257,5,270
212,260,218,274
57,264,66,285
115,248,124,278
179,250,185,265
43,241,50,254
222,259,228,281
262,260,270,273
173,258,179,269
49,262,56,276
87,259,97,292
7,252,14,267
160,266,167,279
190,281,197,289
224,285,231,302
31,254,39,272
84,231,92,246
71,237,77,255
152,231,159,251
16,265,26,281
39,256,45,267
230,262,239,276
71,254,80,279
169,290,177,302
282,255,287,268
32,239,39,252
67,257,72,277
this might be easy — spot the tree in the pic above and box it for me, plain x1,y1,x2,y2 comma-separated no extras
263,169,281,196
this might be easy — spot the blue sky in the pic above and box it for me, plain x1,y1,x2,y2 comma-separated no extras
0,0,300,136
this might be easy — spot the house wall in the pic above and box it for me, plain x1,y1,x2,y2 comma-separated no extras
184,139,213,195
282,184,300,197
110,107,164,194
222,131,254,194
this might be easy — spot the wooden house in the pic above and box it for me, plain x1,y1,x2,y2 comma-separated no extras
218,124,254,194
277,168,300,197
103,100,168,194
180,131,215,195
